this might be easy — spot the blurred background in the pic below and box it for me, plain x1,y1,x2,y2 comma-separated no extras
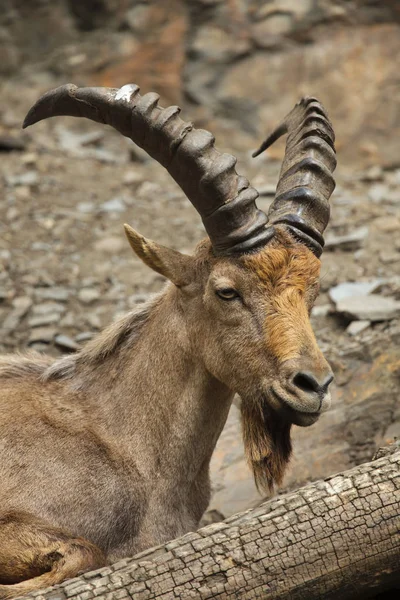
0,0,400,520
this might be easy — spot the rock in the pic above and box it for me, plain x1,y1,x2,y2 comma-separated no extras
28,327,57,344
192,24,250,60
20,152,38,166
1,296,32,331
325,227,369,251
59,313,76,328
368,183,389,203
6,170,39,187
0,135,26,152
199,509,225,527
85,314,102,330
77,202,96,214
124,5,150,32
336,295,400,322
252,13,293,48
346,320,371,336
311,304,331,318
34,287,70,302
6,206,19,221
57,127,104,152
14,186,31,201
100,197,126,213
329,280,383,304
123,170,145,185
75,331,95,342
54,334,80,352
373,216,400,233
379,251,399,265
32,302,66,316
28,313,61,328
29,342,49,353
0,288,9,302
360,165,383,181
78,288,101,305
257,184,276,197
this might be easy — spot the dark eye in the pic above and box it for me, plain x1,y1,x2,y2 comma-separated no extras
216,288,240,301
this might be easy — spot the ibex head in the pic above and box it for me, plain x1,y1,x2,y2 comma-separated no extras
24,86,336,491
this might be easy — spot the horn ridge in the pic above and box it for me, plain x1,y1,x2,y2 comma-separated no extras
23,83,271,256
253,96,336,256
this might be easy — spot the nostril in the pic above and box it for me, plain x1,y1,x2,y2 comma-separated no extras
321,374,334,393
293,372,321,395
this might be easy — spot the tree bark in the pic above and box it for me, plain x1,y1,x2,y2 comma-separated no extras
19,445,400,600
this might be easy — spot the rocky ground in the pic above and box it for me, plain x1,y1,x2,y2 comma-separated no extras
1,79,399,521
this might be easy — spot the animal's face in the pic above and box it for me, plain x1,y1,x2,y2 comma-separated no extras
188,231,333,428
124,224,333,490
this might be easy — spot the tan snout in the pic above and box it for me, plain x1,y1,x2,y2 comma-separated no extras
273,358,334,426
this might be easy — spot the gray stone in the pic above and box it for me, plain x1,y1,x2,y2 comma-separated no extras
325,226,369,251
124,4,150,33
77,202,96,214
57,127,104,152
346,320,371,336
123,170,145,185
34,287,70,302
336,294,400,322
379,251,399,264
100,197,126,213
368,183,389,203
252,13,293,48
85,314,102,330
1,296,32,330
28,342,49,353
311,304,331,318
257,184,276,197
32,302,66,316
361,165,383,181
54,334,80,352
78,288,101,305
75,331,95,342
0,288,9,302
192,24,249,60
28,313,61,328
329,280,383,304
28,327,57,344
6,170,39,187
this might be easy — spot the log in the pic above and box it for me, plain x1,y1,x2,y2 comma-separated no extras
20,445,400,600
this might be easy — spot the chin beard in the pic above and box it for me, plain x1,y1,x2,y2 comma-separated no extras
241,396,292,493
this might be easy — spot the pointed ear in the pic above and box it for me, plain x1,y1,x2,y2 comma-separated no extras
124,224,195,287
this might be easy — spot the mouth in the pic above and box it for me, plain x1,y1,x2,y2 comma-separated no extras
268,388,321,426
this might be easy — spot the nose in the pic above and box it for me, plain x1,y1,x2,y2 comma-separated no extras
292,371,334,398
277,359,334,419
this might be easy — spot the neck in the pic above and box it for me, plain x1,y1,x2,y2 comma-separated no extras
48,286,234,481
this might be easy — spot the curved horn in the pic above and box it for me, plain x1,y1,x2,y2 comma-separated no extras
253,97,336,257
23,83,273,256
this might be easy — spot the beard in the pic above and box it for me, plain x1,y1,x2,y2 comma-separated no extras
241,396,292,493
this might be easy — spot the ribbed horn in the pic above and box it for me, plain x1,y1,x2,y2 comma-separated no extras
23,83,273,256
253,97,336,257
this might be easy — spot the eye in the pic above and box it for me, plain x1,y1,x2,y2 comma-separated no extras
215,288,240,301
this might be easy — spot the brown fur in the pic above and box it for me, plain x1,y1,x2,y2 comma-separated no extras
0,231,332,596
245,230,321,363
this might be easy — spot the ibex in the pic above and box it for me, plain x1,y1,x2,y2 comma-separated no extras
0,84,336,597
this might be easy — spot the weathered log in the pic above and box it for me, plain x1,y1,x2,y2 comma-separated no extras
19,445,400,600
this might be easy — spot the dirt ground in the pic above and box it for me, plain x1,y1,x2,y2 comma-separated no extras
1,78,400,520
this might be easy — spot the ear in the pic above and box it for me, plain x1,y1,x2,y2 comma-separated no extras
124,224,195,287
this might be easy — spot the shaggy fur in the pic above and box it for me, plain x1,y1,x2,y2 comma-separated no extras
0,232,332,597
